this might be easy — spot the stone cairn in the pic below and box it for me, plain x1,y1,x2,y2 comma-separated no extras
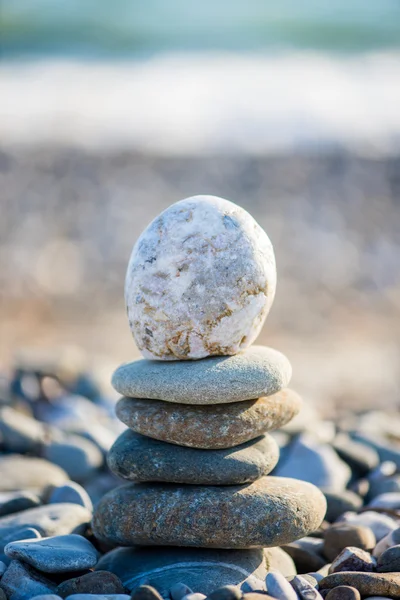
93,196,326,596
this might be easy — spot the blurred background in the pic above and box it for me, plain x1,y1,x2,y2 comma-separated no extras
1,1,399,413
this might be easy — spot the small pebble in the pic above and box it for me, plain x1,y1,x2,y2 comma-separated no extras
337,510,398,541
131,586,163,600
323,524,376,561
48,482,93,513
206,586,241,600
283,537,326,572
372,527,400,557
0,560,57,600
290,575,324,599
57,570,125,598
0,491,42,517
266,572,298,599
170,583,194,600
329,546,376,573
240,576,266,593
325,587,361,600
182,594,206,600
377,544,400,572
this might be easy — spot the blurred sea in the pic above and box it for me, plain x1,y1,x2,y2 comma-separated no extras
1,0,400,153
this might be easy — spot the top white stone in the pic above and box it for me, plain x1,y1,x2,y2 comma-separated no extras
125,195,276,360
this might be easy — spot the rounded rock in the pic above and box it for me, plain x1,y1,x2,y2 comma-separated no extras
92,477,326,549
56,571,125,598
112,346,291,405
95,546,268,596
108,430,279,485
326,587,361,600
0,504,91,538
0,456,68,493
125,196,276,360
323,524,376,562
115,389,301,449
319,572,400,598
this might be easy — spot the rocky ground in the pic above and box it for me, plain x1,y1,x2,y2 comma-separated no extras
0,354,399,599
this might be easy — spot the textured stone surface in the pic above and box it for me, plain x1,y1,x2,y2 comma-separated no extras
0,560,56,600
0,504,91,537
377,544,400,572
5,534,98,573
264,547,296,578
92,477,326,548
0,456,68,492
95,546,268,596
57,571,125,598
116,389,301,449
326,587,361,600
329,546,376,573
112,346,291,405
319,572,400,597
125,196,276,360
108,430,279,485
290,575,323,599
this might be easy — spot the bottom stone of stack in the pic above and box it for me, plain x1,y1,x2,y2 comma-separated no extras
95,545,296,596
92,477,327,548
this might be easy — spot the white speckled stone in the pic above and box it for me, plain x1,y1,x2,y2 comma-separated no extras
125,196,276,360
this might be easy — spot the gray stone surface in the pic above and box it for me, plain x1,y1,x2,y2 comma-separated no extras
5,534,98,573
323,524,376,562
108,430,279,485
377,544,400,572
41,434,103,482
290,575,323,599
0,560,56,600
48,482,93,512
115,389,301,449
323,490,363,523
275,434,351,492
92,477,326,548
0,456,68,492
95,546,268,596
112,346,292,405
57,571,125,598
266,572,298,599
337,511,398,541
0,504,91,538
264,547,296,578
319,572,400,598
329,546,376,573
0,407,46,454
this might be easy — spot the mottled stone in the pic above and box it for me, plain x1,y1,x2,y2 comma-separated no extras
0,491,41,517
329,546,376,573
0,456,67,492
5,534,98,573
108,430,279,485
116,389,301,449
92,477,326,549
125,196,276,360
319,572,400,598
0,560,56,600
290,575,324,599
112,346,291,405
57,571,125,598
0,505,91,538
323,524,376,562
325,588,360,600
377,544,400,572
95,546,268,596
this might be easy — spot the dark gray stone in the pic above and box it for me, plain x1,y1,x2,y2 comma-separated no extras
57,571,125,598
282,537,326,572
333,434,379,476
0,407,46,454
48,482,93,512
108,430,279,485
377,544,400,572
131,585,163,600
170,583,193,600
5,534,98,573
0,560,56,600
319,572,400,597
0,491,41,517
42,434,103,482
112,346,292,405
95,546,268,596
0,504,91,537
323,490,362,523
329,546,376,573
92,478,326,548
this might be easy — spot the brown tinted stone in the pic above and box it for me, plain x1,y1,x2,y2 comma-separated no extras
319,572,400,597
92,477,326,549
329,546,376,573
116,389,302,449
326,587,360,600
323,524,376,561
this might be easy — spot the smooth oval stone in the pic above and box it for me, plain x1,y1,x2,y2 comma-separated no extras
0,407,46,454
48,482,93,512
95,546,268,596
264,547,296,578
125,196,276,360
108,430,279,485
377,544,400,572
0,504,91,537
116,389,301,449
112,346,292,405
57,571,125,598
0,456,68,492
319,572,400,597
5,534,98,573
323,491,363,523
0,560,56,600
266,572,298,600
92,477,326,548
41,434,103,482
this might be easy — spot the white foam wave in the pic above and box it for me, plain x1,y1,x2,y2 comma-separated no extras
1,52,400,154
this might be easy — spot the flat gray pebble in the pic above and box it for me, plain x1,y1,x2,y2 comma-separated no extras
48,482,93,512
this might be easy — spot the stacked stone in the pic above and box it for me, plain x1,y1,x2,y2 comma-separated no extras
92,196,326,594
